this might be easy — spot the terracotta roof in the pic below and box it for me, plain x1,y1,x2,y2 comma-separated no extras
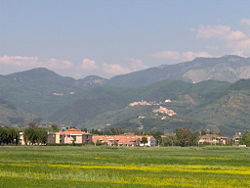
59,128,91,135
92,135,154,144
199,134,227,139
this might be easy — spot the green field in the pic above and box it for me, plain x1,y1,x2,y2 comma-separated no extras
0,146,250,188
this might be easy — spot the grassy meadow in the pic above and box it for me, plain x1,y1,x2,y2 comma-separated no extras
0,146,250,187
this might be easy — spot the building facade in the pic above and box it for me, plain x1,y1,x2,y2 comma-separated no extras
48,128,92,144
198,134,228,145
92,134,156,147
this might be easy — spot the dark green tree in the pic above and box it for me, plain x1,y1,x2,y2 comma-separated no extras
0,127,8,145
162,134,178,146
141,137,148,146
0,127,18,145
176,128,198,147
29,122,37,128
241,131,250,146
7,128,19,145
50,124,59,132
24,127,47,145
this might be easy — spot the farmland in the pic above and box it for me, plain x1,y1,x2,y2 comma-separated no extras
0,146,250,187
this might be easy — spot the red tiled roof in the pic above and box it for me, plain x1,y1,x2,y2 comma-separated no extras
59,128,91,135
199,134,227,139
92,135,153,144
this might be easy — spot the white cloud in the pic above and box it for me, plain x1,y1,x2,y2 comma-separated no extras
194,25,231,39
0,55,73,69
102,64,131,75
240,18,250,26
153,51,180,60
182,51,213,60
128,58,148,70
80,57,147,76
100,58,147,76
193,25,246,41
233,39,250,50
81,58,97,70
192,22,250,57
152,50,213,61
0,56,147,78
226,31,247,40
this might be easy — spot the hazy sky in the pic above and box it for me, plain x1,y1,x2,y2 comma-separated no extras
1,0,250,78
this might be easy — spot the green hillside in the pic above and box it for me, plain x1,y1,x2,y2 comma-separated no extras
76,80,230,132
0,68,108,119
0,98,37,126
1,63,250,136
187,79,250,135
93,79,250,136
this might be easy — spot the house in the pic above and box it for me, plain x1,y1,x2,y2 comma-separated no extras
232,132,242,145
198,134,228,145
92,134,156,147
48,128,92,144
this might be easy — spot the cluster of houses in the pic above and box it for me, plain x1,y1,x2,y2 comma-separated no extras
47,128,157,147
198,134,228,145
19,127,242,146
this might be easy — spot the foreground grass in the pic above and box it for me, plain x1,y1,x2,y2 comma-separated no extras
0,146,250,187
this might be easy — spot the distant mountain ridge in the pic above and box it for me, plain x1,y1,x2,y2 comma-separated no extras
107,55,250,87
6,67,107,88
2,55,250,88
77,75,107,87
1,55,250,136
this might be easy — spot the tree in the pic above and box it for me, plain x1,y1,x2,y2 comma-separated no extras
201,130,206,135
24,127,48,145
82,128,88,132
176,128,198,147
50,124,59,132
0,127,19,145
150,131,164,146
37,128,48,145
7,128,19,145
162,134,178,146
29,122,37,128
0,127,8,145
141,137,148,146
103,128,125,135
241,131,250,146
24,127,36,145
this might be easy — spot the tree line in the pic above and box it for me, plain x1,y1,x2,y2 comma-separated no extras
1,123,250,146
0,122,48,145
0,127,19,145
23,127,47,145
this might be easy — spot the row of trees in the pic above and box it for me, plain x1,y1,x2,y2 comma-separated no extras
0,122,49,145
24,127,48,145
0,127,19,145
1,122,250,147
161,128,199,147
89,128,125,135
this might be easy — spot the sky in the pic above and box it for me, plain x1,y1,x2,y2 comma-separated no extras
1,0,250,78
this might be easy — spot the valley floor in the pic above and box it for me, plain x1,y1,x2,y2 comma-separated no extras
0,146,250,187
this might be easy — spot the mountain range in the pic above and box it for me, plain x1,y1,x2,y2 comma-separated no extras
1,55,250,136
107,55,250,87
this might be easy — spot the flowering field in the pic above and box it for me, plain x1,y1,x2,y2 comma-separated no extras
0,146,250,187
